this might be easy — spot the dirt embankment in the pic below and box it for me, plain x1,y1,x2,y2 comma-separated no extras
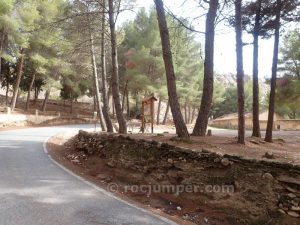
48,131,300,225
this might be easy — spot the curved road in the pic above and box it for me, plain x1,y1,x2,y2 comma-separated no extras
0,125,177,225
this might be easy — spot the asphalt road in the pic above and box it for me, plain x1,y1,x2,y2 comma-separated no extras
0,125,177,225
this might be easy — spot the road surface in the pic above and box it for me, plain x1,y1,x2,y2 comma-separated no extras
0,125,177,225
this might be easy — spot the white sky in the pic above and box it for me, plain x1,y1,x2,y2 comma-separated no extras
118,0,298,79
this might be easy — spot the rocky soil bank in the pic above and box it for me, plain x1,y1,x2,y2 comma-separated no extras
59,131,300,225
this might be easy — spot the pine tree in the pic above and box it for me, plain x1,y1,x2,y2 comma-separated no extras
154,0,189,138
235,0,245,144
108,0,127,133
265,0,299,142
193,0,219,136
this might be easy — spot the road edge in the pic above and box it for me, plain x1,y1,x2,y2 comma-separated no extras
43,132,178,225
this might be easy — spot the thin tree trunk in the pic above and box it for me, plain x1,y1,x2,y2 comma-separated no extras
252,0,262,138
98,92,106,131
265,0,281,142
112,96,115,118
70,96,73,114
42,90,50,112
100,0,113,132
0,32,3,78
235,0,245,144
184,101,188,124
293,111,296,120
126,89,130,118
26,72,36,111
5,83,9,105
89,28,106,131
108,0,127,133
107,84,111,108
34,86,38,106
191,107,196,124
193,0,219,136
93,95,97,111
11,48,25,111
122,80,128,112
188,105,191,124
162,100,170,125
156,98,162,125
0,32,6,79
135,91,139,112
154,0,189,138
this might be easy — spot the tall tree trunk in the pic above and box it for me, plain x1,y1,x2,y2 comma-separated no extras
107,84,111,108
156,98,162,125
293,111,296,120
184,101,188,124
265,0,281,142
122,80,128,112
0,32,4,78
188,106,191,124
11,48,25,111
126,89,130,118
26,72,36,111
235,0,245,144
193,0,219,136
108,0,127,133
89,29,106,132
34,86,38,106
135,91,139,113
252,0,262,138
5,83,9,105
100,0,113,132
191,107,196,124
154,0,189,138
42,90,50,112
162,100,170,125
93,95,97,111
112,96,115,118
70,96,73,114
98,92,106,131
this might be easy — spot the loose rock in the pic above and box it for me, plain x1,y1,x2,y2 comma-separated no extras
291,206,300,212
278,209,286,215
288,193,297,199
221,158,230,166
167,158,174,164
287,211,300,218
250,140,259,145
262,173,274,180
264,152,274,159
71,159,80,163
107,161,116,168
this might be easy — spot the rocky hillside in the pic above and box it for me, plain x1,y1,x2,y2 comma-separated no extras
215,73,269,96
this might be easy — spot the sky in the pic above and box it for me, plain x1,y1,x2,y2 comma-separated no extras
118,0,298,79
